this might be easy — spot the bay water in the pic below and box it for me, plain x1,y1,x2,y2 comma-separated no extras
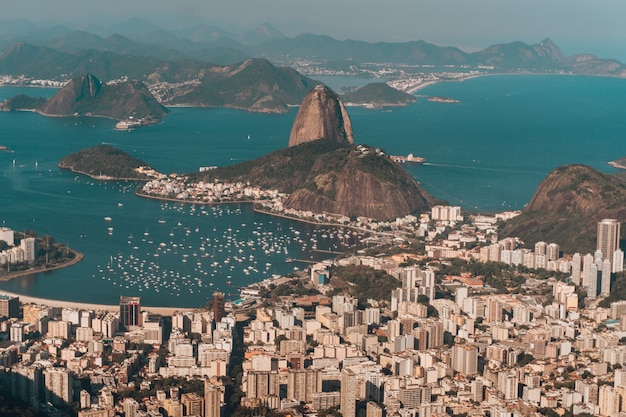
0,74,625,307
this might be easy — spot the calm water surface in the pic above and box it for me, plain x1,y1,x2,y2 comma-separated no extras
1,75,625,306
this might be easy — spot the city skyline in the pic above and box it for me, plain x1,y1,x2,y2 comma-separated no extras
2,1,625,61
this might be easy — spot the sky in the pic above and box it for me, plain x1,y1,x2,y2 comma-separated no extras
3,0,626,60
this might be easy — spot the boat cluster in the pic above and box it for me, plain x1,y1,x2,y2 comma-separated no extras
93,202,365,298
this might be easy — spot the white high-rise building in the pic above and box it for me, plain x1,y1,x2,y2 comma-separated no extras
547,243,560,261
571,253,582,286
43,367,73,407
587,263,598,299
613,249,624,273
0,227,14,246
451,344,478,375
534,241,547,256
20,237,36,262
601,259,612,297
582,254,595,287
340,369,357,417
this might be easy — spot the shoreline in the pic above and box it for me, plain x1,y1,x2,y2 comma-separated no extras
0,249,84,282
135,189,265,206
609,161,626,170
406,73,493,94
0,288,185,316
58,164,154,182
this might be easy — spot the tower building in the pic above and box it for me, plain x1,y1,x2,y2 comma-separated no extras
120,296,141,329
598,219,621,264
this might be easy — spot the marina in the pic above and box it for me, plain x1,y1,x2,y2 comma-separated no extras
90,201,363,299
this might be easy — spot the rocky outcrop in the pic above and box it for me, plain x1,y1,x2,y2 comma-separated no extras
12,73,169,125
196,139,434,221
283,146,433,220
501,164,626,253
288,85,354,147
41,73,101,115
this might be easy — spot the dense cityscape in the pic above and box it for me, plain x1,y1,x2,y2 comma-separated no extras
1,203,625,417
1,4,625,417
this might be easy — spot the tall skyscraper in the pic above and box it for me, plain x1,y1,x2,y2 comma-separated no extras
123,398,140,417
205,379,223,417
341,369,357,417
601,259,613,297
20,237,36,262
0,294,19,318
120,296,141,329
452,344,478,375
43,367,73,407
598,219,621,264
287,369,322,403
213,292,225,323
571,253,582,286
613,249,625,273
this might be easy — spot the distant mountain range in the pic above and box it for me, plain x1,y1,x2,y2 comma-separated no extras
1,18,624,77
1,18,625,115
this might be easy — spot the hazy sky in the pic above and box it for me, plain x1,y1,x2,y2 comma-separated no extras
4,0,626,60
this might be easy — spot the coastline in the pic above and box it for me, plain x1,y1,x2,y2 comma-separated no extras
135,189,265,206
0,249,84,283
0,288,184,316
406,73,493,94
58,164,153,182
609,161,626,170
137,189,394,238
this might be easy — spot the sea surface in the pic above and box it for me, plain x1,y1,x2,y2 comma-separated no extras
1,74,625,307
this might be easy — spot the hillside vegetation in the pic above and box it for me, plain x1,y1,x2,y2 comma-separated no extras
329,265,400,303
342,82,416,107
59,145,157,180
192,139,434,221
501,164,626,253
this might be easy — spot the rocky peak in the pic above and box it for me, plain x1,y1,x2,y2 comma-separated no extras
538,38,565,61
288,85,354,147
41,73,102,115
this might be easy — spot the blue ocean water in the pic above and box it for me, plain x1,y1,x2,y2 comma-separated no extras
1,74,625,306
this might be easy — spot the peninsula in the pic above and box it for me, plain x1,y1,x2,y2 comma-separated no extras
142,85,434,222
0,229,82,281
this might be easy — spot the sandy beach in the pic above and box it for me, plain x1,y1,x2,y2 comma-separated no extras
0,289,194,316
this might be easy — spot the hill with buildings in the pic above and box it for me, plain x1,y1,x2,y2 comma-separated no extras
501,164,626,253
194,86,434,220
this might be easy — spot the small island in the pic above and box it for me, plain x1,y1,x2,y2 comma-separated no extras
59,145,164,180
342,82,417,108
428,96,460,103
